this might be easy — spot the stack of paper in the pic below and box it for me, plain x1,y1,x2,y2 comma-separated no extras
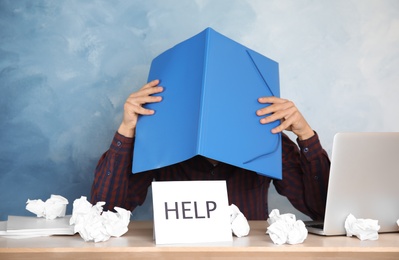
0,215,74,239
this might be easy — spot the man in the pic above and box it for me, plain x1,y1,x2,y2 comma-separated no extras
91,79,330,220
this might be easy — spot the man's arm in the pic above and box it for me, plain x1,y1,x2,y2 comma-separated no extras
90,132,154,211
257,96,330,220
91,80,164,211
274,132,330,220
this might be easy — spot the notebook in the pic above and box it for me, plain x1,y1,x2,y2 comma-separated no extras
1,215,74,238
306,132,399,236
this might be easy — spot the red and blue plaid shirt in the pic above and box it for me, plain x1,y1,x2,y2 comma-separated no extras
91,131,330,220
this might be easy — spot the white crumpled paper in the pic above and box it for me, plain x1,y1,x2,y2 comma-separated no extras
266,209,308,245
26,194,69,220
344,213,380,241
229,204,250,237
69,196,131,242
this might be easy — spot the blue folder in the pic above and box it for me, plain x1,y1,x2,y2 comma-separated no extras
132,27,282,179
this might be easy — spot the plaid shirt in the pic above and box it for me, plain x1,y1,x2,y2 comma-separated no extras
91,131,330,220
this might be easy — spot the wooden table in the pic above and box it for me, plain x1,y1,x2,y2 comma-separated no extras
0,221,398,259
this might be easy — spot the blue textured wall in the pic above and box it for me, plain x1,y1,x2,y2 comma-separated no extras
1,0,398,221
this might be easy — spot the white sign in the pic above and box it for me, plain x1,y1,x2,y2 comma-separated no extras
152,180,233,244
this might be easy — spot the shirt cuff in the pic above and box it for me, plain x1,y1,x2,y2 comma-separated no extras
296,131,324,161
110,131,134,153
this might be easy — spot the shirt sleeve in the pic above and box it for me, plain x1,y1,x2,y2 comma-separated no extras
90,132,153,211
273,132,330,220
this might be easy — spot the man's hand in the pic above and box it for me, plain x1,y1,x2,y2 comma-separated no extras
118,79,163,138
256,96,314,140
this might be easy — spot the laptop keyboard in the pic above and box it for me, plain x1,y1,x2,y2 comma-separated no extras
306,223,324,229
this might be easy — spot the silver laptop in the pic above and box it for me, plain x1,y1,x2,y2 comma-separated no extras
306,132,399,236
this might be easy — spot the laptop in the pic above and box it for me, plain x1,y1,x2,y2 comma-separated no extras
306,132,399,236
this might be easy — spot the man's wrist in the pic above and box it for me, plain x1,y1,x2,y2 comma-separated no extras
117,123,135,138
297,127,315,141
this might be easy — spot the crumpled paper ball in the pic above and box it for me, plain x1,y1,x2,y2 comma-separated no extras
344,213,380,241
266,209,308,245
69,196,131,242
229,204,250,237
26,194,69,220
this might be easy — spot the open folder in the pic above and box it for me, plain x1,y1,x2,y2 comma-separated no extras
132,27,281,179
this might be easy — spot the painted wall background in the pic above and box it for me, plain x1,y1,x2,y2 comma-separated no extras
1,0,398,221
